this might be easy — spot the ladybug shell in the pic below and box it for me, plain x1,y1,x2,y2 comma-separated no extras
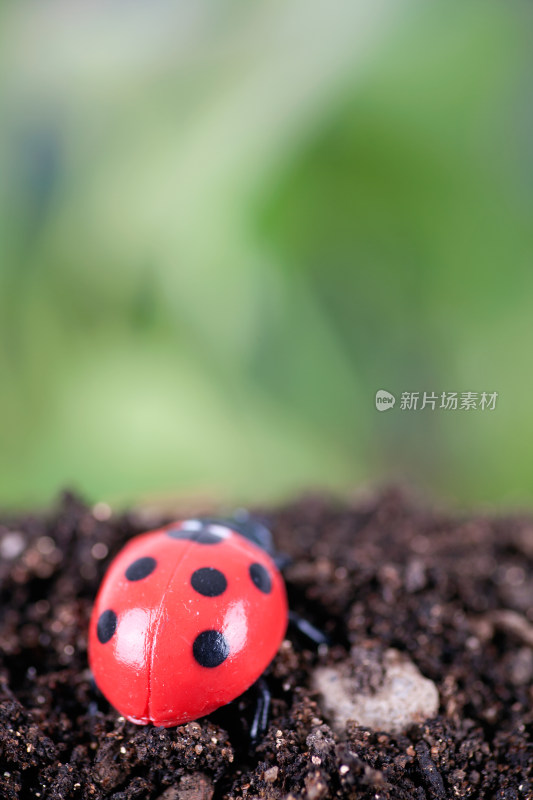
88,519,288,726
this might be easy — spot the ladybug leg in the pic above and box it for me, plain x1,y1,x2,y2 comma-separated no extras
272,552,292,571
288,611,330,648
88,674,106,716
249,677,271,747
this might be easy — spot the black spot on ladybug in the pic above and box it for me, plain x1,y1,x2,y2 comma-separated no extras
167,521,226,545
97,609,117,644
125,556,157,581
193,630,230,668
191,567,227,597
249,562,272,594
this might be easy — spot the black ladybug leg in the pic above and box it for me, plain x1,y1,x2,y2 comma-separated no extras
249,677,271,748
288,611,331,647
88,673,105,715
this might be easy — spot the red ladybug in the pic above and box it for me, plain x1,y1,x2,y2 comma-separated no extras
88,518,288,727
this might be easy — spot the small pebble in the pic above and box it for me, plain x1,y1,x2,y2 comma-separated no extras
264,766,279,783
313,648,439,734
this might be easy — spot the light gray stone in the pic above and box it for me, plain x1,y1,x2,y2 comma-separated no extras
312,648,439,734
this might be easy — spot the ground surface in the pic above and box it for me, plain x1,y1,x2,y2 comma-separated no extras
0,489,532,799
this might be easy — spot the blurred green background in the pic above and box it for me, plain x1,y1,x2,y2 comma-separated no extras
1,0,532,511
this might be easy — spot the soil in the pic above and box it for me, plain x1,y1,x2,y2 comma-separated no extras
0,488,532,799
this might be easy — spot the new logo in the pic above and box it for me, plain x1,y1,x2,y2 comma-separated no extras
375,389,396,411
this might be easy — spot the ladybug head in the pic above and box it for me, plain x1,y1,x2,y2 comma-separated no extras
200,513,275,556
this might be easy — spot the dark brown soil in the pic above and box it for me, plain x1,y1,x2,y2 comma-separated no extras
0,489,532,799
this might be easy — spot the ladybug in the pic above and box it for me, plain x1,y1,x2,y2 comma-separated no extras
88,517,289,727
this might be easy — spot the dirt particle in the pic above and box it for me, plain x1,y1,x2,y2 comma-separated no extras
263,766,279,783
